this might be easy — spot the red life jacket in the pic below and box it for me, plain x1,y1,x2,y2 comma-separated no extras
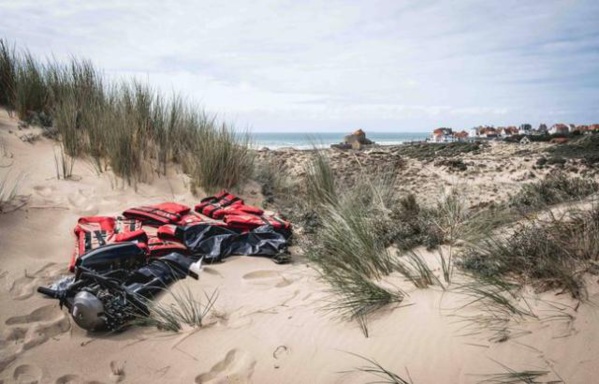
69,216,148,272
146,236,190,257
123,202,191,226
223,212,292,237
195,191,264,219
176,212,205,226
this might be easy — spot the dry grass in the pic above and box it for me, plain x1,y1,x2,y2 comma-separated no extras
0,38,251,191
343,352,413,384
0,166,23,213
459,204,599,299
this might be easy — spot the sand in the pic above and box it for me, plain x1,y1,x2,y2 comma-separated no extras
1,109,598,383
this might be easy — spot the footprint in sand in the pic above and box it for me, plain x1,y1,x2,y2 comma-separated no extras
67,191,99,216
9,263,66,301
0,305,70,372
12,363,43,384
272,345,291,369
33,185,55,198
242,270,293,288
109,360,126,383
202,267,223,278
214,311,253,330
5,305,66,326
195,349,256,384
54,374,104,384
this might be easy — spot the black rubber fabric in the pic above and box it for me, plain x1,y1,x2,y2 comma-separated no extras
174,224,289,262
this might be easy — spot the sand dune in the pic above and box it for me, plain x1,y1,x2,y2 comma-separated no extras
1,109,598,383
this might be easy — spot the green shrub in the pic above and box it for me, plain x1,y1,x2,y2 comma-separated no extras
509,172,598,211
547,133,599,165
395,142,484,161
459,205,599,299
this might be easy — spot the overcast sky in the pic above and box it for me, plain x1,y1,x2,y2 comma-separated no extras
1,0,598,132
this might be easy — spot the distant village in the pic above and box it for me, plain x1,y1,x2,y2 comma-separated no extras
429,123,599,143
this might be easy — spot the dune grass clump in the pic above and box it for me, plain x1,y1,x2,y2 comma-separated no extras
459,205,599,299
475,359,561,384
305,149,338,206
385,188,497,253
309,202,404,335
0,38,251,191
395,141,484,161
344,352,413,384
303,150,404,334
139,288,218,332
323,270,404,337
395,251,443,289
0,169,19,213
0,40,17,112
476,369,553,384
188,125,254,193
546,133,599,166
509,172,598,211
452,278,537,343
53,144,75,180
380,194,443,250
315,203,397,278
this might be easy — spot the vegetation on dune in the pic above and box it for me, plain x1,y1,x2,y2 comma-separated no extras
0,169,20,213
344,352,413,384
545,133,599,166
474,359,562,384
459,204,599,299
302,150,404,335
0,38,252,190
136,287,218,332
509,172,598,212
258,143,599,338
394,141,485,161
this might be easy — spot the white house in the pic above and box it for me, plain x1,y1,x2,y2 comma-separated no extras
549,124,569,135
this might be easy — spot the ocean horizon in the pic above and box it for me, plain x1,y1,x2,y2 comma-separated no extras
249,131,429,150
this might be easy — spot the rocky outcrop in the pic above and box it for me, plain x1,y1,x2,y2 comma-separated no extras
331,129,374,150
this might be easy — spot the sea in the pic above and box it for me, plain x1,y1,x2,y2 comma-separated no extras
250,131,429,150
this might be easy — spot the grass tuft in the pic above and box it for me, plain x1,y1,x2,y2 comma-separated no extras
305,149,338,206
303,149,404,334
322,270,404,336
396,251,443,289
0,167,24,213
475,359,561,384
139,287,218,332
343,352,413,384
53,144,75,180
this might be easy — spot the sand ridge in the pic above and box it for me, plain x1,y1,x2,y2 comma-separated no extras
1,109,598,383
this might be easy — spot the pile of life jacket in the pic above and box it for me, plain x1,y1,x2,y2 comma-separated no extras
69,191,292,271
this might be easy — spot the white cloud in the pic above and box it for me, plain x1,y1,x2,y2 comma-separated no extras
0,0,598,131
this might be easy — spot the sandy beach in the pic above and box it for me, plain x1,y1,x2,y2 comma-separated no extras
1,107,599,384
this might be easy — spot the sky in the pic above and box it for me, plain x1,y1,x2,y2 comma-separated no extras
1,0,598,132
